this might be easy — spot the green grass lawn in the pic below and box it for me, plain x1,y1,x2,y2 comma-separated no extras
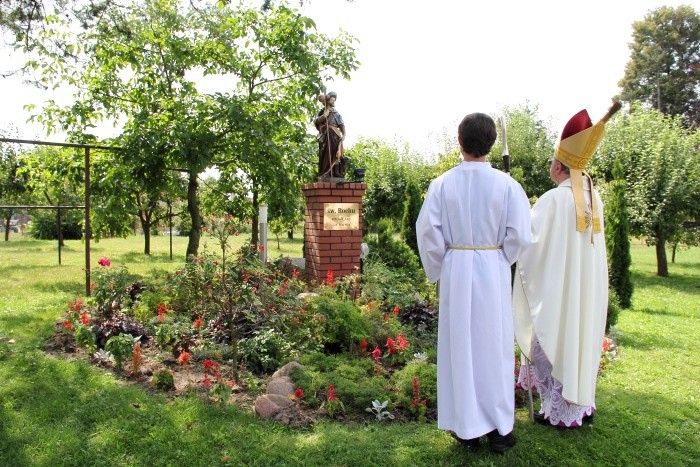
0,235,698,466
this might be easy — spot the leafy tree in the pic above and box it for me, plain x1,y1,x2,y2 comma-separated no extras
0,141,31,240
604,159,633,308
23,0,357,260
19,145,85,244
346,139,432,231
591,105,699,276
618,5,700,127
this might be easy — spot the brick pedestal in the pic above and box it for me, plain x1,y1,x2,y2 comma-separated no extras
302,182,366,284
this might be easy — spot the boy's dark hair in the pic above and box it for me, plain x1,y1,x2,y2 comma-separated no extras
458,113,497,157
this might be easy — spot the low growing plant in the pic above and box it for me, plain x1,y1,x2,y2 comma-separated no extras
104,333,136,370
365,399,395,421
151,368,175,391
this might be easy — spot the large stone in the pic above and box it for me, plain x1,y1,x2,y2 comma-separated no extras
272,361,304,379
267,376,295,396
255,393,294,419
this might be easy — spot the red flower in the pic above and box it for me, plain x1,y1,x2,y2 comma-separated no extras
294,387,304,399
79,312,90,326
68,298,83,313
193,317,203,329
386,337,397,354
202,374,213,390
63,320,74,331
292,269,300,279
258,244,265,252
97,257,111,267
157,303,167,323
383,313,389,322
325,269,334,286
371,346,382,362
396,333,409,351
392,305,400,316
602,338,611,352
177,351,191,366
327,385,338,401
360,339,368,350
203,359,214,371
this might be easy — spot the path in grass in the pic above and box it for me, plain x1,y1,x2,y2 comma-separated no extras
0,236,698,466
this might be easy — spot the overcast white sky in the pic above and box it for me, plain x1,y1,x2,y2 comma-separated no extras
1,0,695,157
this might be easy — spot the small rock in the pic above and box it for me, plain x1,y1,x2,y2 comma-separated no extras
254,393,294,419
272,361,304,379
296,292,319,301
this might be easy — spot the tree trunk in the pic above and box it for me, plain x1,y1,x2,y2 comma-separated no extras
138,210,152,255
287,229,293,240
3,214,10,241
671,244,676,263
186,171,201,260
655,234,668,277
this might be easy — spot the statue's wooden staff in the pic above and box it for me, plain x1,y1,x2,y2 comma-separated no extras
318,93,334,178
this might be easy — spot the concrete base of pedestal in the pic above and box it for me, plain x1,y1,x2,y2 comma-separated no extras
302,182,366,284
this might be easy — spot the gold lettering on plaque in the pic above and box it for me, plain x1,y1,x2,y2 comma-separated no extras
324,203,359,231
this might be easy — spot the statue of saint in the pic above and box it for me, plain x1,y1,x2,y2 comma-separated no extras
314,91,347,180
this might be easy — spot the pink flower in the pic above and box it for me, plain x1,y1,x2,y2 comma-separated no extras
97,257,111,267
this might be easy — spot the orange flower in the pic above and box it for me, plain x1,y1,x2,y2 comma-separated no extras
177,351,191,366
193,317,203,329
63,320,74,331
392,305,400,316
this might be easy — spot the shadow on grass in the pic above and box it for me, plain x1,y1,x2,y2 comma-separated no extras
118,251,180,264
631,271,700,296
616,326,682,351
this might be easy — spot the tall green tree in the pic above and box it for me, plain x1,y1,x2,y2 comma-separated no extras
591,105,699,276
604,159,633,308
618,5,700,127
24,0,357,260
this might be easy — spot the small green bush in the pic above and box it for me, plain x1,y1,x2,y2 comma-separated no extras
391,360,438,411
308,295,373,352
151,369,175,391
239,328,291,374
104,333,135,370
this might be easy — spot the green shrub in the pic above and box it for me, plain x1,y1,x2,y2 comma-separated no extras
104,333,135,370
365,218,422,280
308,295,373,352
391,360,438,411
151,369,175,391
239,328,291,374
28,209,83,240
74,325,96,352
294,352,392,414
